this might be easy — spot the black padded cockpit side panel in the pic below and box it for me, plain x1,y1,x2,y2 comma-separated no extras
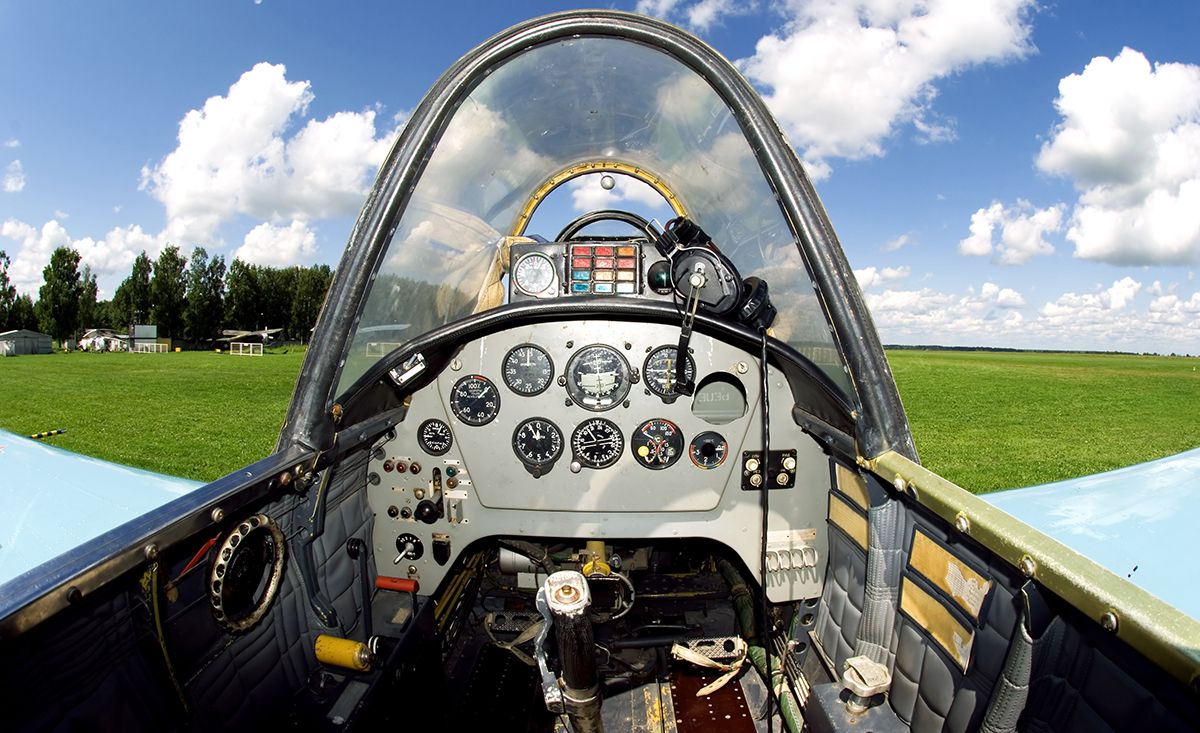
815,521,868,672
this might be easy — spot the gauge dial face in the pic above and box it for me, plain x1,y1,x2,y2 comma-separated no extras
630,418,685,470
565,344,631,411
449,375,500,426
417,418,453,456
512,417,564,469
643,346,696,398
689,431,728,470
571,418,624,469
502,344,554,396
513,253,557,296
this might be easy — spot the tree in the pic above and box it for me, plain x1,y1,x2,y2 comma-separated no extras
290,265,333,342
78,265,99,334
0,249,15,329
151,245,187,341
112,251,153,327
184,247,225,344
224,259,260,331
257,266,297,338
10,293,36,330
37,247,82,347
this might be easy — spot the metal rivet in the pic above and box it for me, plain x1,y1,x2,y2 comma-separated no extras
1019,556,1036,578
211,507,225,523
144,544,159,561
893,476,907,493
954,513,971,534
450,358,462,371
1100,611,1119,633
736,361,749,374
67,586,82,604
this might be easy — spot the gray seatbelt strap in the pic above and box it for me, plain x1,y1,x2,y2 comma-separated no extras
980,581,1044,733
853,499,903,664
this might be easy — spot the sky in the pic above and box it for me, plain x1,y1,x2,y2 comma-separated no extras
2,0,1199,354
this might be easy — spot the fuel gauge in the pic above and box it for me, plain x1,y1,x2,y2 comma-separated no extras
688,431,728,469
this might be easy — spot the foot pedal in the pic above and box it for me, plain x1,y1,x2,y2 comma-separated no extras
682,636,745,662
485,611,540,635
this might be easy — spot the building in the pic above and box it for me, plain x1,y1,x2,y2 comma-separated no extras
0,329,53,356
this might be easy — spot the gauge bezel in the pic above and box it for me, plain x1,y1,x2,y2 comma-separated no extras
449,374,501,426
511,416,564,469
512,252,558,296
417,418,454,456
688,430,728,470
630,417,685,470
502,343,555,396
642,345,697,399
570,417,625,469
564,343,632,411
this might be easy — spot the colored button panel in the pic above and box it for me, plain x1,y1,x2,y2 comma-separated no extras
594,246,614,256
617,246,636,257
571,282,591,293
616,270,635,282
572,246,591,256
617,258,636,269
616,282,636,294
572,270,590,281
593,270,614,281
572,257,591,268
594,257,615,269
592,283,614,293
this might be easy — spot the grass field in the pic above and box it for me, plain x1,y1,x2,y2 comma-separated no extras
2,348,1198,491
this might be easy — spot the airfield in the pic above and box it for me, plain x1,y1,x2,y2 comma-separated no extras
1,348,1198,492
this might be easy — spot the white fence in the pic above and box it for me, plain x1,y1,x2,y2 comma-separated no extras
231,342,264,356
133,343,169,353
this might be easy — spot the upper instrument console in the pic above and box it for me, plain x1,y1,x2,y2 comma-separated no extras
509,240,674,301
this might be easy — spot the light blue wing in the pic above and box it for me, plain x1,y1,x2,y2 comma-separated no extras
0,429,202,585
984,447,1200,620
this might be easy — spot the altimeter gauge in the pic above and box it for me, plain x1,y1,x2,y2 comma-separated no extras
502,344,554,396
417,418,453,456
512,252,557,296
630,418,684,470
565,344,631,411
570,417,624,469
512,417,564,476
450,375,500,426
688,431,728,469
643,345,696,400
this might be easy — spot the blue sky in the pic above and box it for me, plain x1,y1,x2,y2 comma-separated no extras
2,1,1199,354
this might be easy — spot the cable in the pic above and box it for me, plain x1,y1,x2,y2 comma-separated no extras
758,326,774,733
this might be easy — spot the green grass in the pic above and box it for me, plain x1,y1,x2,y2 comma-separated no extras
2,347,1197,492
0,350,304,481
887,350,1200,492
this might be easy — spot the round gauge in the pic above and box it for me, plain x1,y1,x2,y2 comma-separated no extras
643,346,696,399
570,418,624,469
565,344,631,411
630,418,685,470
689,431,728,470
502,344,554,396
513,252,557,296
449,375,501,426
417,418,453,456
512,417,564,473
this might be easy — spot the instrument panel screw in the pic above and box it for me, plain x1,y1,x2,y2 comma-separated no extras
624,342,632,350
557,375,567,387
1100,611,1119,633
144,544,159,561
1019,556,1037,577
565,341,574,348
954,513,971,534
450,359,462,371
67,586,83,604
893,477,907,493
737,361,749,374
211,507,225,523
407,565,418,576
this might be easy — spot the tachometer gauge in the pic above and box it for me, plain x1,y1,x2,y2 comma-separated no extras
450,375,500,426
643,345,696,399
688,431,728,470
502,344,554,396
570,418,624,469
417,418,453,456
630,418,684,470
512,417,563,476
512,252,557,296
565,344,631,411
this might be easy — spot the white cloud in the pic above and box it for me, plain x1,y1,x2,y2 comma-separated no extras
959,200,1063,264
140,62,400,245
568,173,669,214
1,218,161,295
234,220,317,267
4,160,25,192
2,138,18,148
854,265,910,290
53,209,69,220
883,233,911,252
1038,48,1200,265
740,0,1036,178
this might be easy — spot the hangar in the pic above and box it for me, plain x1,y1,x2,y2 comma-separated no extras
0,329,53,356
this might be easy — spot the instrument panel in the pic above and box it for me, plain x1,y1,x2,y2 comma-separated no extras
367,319,830,602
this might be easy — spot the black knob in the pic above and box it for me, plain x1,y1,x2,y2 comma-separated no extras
414,500,438,524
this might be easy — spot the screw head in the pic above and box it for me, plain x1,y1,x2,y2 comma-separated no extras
210,507,225,523
954,513,971,534
1100,611,1119,633
1019,556,1037,578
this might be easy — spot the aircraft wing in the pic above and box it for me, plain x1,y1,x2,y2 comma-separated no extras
0,429,202,586
984,447,1200,620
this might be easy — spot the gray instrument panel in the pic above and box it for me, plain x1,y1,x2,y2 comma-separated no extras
367,320,829,602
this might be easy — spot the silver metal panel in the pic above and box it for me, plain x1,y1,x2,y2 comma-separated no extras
367,320,828,602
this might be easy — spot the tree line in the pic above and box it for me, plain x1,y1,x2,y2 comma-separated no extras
0,245,333,348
